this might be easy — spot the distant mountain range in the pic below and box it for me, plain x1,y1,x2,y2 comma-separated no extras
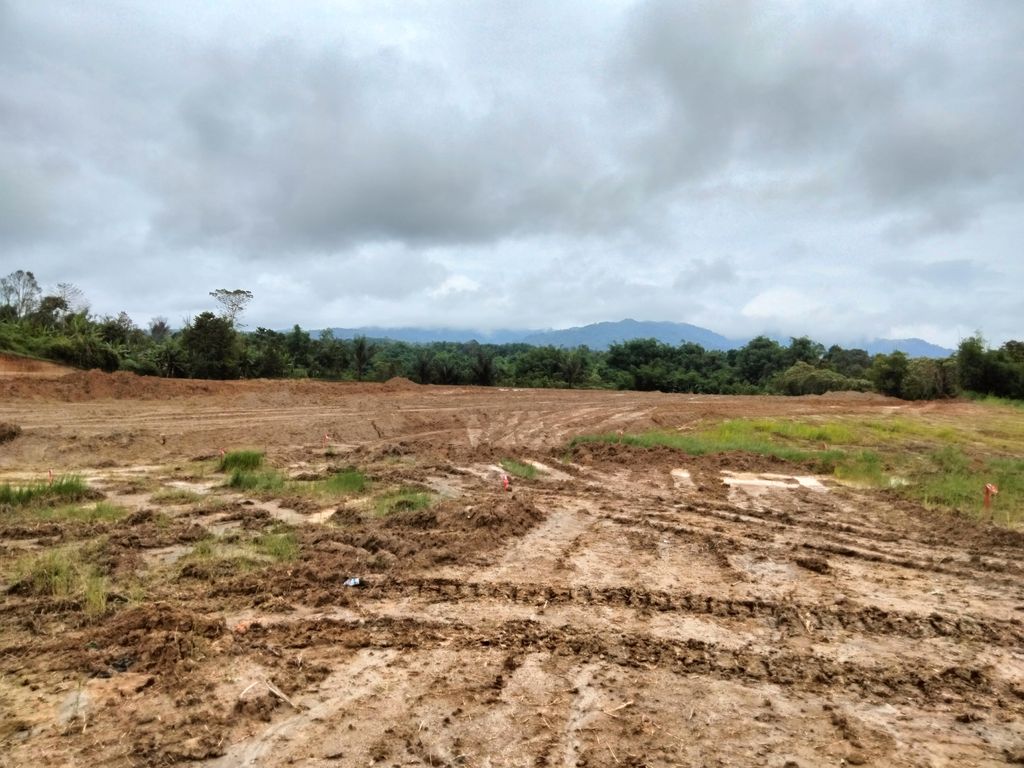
323,319,954,358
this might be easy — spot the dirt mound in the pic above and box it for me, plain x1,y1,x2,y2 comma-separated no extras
0,353,73,378
0,367,429,403
381,376,420,392
459,495,544,535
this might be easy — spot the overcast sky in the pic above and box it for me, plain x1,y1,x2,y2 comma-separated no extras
2,1,1022,346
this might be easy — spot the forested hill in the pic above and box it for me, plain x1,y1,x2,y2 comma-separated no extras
520,320,735,350
327,319,954,357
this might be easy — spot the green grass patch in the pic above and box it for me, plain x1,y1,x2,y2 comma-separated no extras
373,488,434,516
964,393,1024,410
150,488,203,505
910,448,1024,520
858,418,961,444
5,501,128,525
710,418,855,445
255,531,298,561
42,501,127,524
500,459,539,480
0,475,91,507
227,469,284,492
319,468,367,495
218,450,265,472
834,450,887,486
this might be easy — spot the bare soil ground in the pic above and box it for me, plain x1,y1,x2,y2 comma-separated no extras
1,371,1022,767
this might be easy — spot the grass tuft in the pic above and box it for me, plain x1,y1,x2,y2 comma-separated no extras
83,572,109,617
500,459,539,480
11,548,109,618
255,531,298,561
374,488,434,516
219,450,265,472
150,488,203,505
228,469,284,492
320,468,367,495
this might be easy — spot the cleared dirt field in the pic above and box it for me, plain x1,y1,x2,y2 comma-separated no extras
1,371,1023,767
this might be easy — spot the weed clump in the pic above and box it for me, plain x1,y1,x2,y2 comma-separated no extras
219,450,265,472
0,422,21,444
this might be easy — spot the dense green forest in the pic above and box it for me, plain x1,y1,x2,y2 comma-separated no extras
2,269,1022,401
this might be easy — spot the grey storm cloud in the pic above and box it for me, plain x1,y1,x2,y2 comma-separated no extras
0,0,1022,345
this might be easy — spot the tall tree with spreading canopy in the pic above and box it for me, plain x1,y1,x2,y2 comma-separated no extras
209,288,253,327
0,270,42,319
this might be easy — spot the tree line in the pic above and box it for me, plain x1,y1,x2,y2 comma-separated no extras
1,269,1021,401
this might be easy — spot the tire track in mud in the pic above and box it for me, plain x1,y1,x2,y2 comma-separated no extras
354,577,1024,647
735,490,1024,562
600,509,1024,589
202,574,1024,648
237,615,1023,709
599,483,1024,582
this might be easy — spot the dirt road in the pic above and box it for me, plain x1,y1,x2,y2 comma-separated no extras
1,373,1022,766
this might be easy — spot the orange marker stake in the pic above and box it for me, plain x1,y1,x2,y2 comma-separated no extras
984,483,999,509
48,469,53,485
323,433,330,448
502,474,511,492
